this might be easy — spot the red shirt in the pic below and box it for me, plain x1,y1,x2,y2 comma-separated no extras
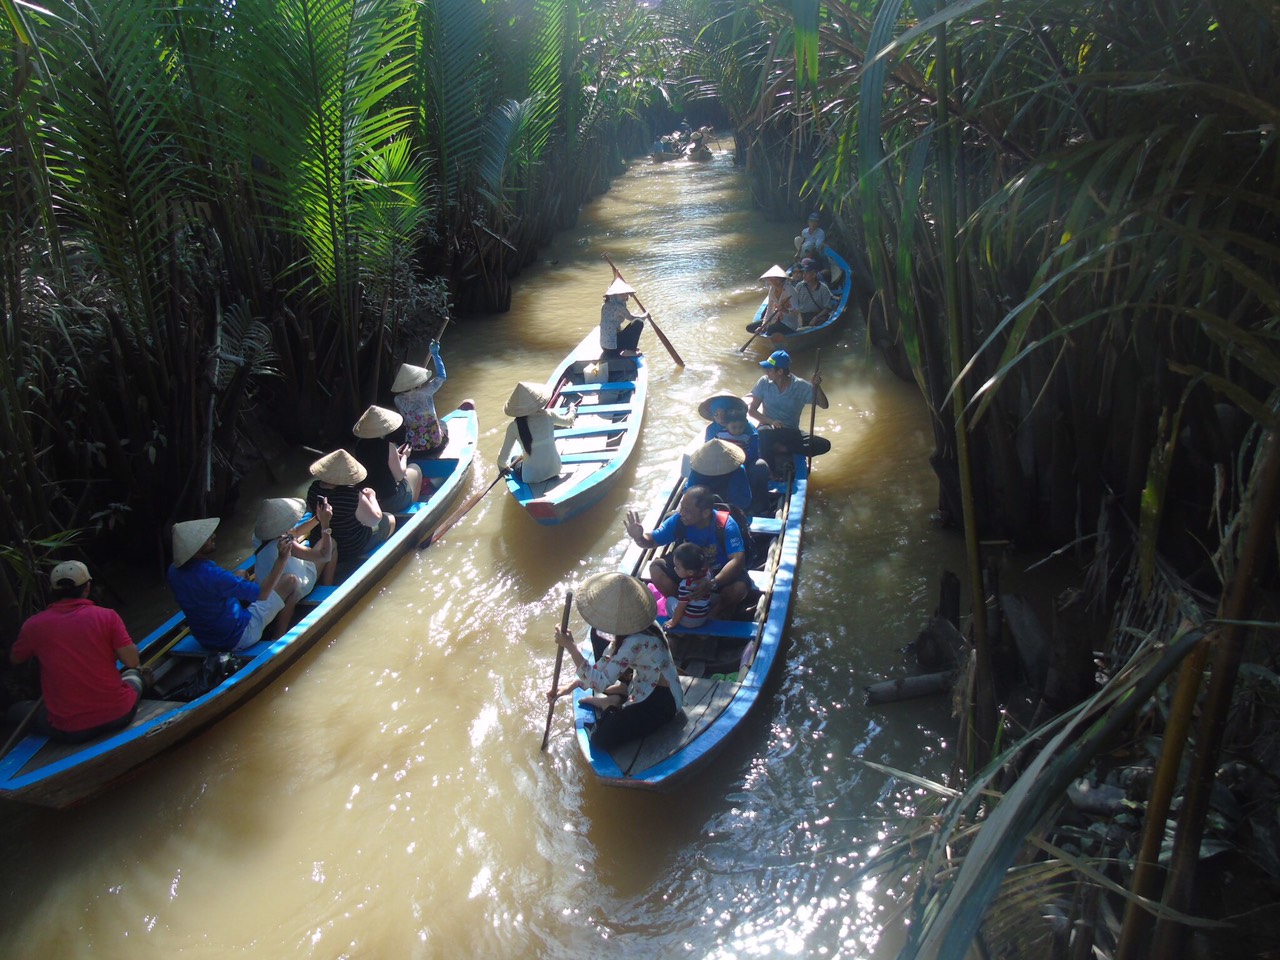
12,598,138,732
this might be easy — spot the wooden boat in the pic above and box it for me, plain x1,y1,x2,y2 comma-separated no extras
569,437,808,789
745,247,853,352
0,404,479,809
504,329,647,525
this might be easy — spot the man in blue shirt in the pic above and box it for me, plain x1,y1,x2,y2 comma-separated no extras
167,518,299,652
749,349,828,472
624,485,751,617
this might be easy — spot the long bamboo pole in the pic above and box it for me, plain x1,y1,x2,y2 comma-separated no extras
600,254,684,367
540,591,575,751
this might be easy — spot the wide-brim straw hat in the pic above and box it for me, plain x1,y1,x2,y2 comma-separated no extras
604,277,636,297
254,497,306,540
760,264,789,280
309,449,368,486
690,438,746,476
576,572,658,636
697,391,748,422
173,518,220,567
353,404,403,439
392,362,430,393
504,381,552,417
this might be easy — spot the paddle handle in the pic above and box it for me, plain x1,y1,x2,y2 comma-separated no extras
807,349,822,474
540,590,574,751
419,471,503,550
601,254,685,367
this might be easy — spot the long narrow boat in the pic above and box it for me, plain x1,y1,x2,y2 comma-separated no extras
504,328,647,525
0,404,479,809
570,437,808,789
745,247,853,352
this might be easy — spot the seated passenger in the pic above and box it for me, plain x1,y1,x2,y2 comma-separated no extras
547,572,682,751
699,392,772,515
667,542,713,630
687,439,752,514
168,519,299,653
623,485,751,613
252,496,336,637
749,350,829,473
352,404,423,513
392,340,449,455
790,259,834,329
8,561,145,743
497,382,575,484
306,449,395,562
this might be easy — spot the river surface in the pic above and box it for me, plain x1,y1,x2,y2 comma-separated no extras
0,149,974,958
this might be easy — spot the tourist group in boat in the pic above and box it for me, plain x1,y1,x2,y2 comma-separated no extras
3,209,845,803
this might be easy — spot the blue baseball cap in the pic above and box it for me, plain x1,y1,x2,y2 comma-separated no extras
760,350,791,370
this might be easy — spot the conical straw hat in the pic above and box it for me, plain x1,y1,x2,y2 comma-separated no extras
576,573,658,636
172,518,220,567
392,362,430,393
690,439,746,476
759,264,789,280
309,449,367,486
504,381,552,417
604,277,636,296
353,404,403,439
697,392,748,422
254,497,306,540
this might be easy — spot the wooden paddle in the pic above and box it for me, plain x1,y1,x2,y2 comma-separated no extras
807,349,823,473
739,327,762,353
601,254,685,367
418,471,504,550
540,590,574,751
0,697,42,760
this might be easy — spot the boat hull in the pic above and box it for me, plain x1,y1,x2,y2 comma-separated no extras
0,406,479,809
747,247,853,352
504,329,647,525
571,439,808,790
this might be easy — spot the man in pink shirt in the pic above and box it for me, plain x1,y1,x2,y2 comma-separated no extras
9,561,144,743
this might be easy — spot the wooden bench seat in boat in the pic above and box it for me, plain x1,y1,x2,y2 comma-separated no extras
554,424,628,440
557,381,637,396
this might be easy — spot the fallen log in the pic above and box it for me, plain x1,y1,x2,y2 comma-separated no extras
865,670,956,705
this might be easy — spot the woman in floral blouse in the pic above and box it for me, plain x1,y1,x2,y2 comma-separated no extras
549,572,683,751
392,340,448,454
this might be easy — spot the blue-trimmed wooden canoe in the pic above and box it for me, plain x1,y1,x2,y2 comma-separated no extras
0,404,479,809
569,436,808,790
503,329,647,525
746,247,853,352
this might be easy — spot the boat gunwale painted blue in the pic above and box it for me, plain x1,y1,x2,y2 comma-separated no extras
504,329,648,525
571,439,809,789
0,406,479,808
747,247,853,352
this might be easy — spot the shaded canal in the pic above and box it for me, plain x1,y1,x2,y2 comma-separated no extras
1,147,972,958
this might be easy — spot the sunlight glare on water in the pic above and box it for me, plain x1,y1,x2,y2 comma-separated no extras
0,146,969,959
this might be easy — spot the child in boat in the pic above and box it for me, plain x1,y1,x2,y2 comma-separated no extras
668,542,713,630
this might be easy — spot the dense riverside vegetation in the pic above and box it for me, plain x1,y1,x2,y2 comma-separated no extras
3,1,1278,956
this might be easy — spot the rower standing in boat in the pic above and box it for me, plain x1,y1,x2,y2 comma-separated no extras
351,404,424,513
599,277,648,358
7,561,145,743
547,572,682,750
749,349,829,473
497,382,575,483
791,259,834,329
168,519,299,652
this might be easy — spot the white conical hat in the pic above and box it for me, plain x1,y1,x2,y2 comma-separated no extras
392,362,430,393
690,439,746,476
504,382,552,417
308,449,367,486
172,518,220,567
254,497,306,540
605,277,636,296
760,264,789,280
352,404,403,439
576,573,658,636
